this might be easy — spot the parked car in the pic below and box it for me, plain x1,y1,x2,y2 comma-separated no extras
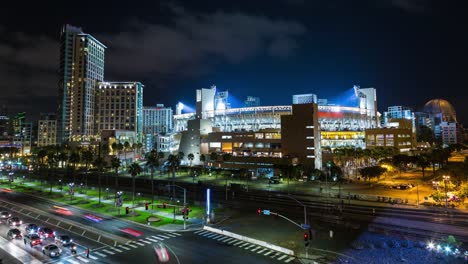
7,217,22,226
24,234,42,247
38,227,56,239
25,223,39,234
42,244,61,258
268,177,280,184
7,228,22,240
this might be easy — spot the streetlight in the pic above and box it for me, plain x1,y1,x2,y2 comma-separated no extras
59,179,62,192
442,175,450,211
106,188,109,200
116,191,123,216
68,183,75,201
277,194,308,227
166,184,187,230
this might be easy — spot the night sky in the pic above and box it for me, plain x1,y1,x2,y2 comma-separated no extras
0,0,467,124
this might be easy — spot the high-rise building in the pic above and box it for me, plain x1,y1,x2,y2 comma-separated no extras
382,106,415,133
244,96,261,107
37,113,57,147
11,113,32,155
57,24,106,143
0,105,8,136
143,104,173,135
440,122,463,145
292,94,317,104
95,82,144,142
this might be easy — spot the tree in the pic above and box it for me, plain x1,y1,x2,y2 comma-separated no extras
210,152,218,162
123,141,130,167
187,153,195,167
417,125,435,145
167,154,180,198
392,154,409,176
68,151,80,183
200,154,206,173
93,156,107,205
111,157,121,189
416,154,430,180
81,149,94,196
128,162,142,213
359,166,387,181
145,150,159,207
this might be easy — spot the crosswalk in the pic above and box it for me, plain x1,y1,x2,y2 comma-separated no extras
54,232,182,263
194,229,296,263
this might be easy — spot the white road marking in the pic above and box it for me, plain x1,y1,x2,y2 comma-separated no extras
77,256,90,262
139,239,152,244
127,243,138,248
210,234,223,239
264,250,274,256
165,233,177,237
152,236,164,240
66,259,81,264
251,246,261,252
244,244,255,249
218,236,230,241
118,245,131,250
133,241,145,246
157,235,171,239
203,233,216,237
146,238,158,242
111,247,123,252
94,251,107,257
227,239,238,244
284,257,295,263
102,249,115,255
257,248,267,254
233,241,244,246
277,255,288,260
171,233,182,236
89,255,98,260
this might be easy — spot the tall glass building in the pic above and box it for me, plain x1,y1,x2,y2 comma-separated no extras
57,24,106,143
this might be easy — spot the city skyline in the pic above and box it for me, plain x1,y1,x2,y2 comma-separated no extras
0,0,467,125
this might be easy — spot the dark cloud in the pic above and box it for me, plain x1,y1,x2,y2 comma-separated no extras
389,0,428,13
99,7,306,79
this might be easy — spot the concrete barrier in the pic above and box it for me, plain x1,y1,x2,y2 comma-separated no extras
203,225,294,256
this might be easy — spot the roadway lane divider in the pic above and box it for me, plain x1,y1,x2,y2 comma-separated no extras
203,226,294,256
0,198,130,247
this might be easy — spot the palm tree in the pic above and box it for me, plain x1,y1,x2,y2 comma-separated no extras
210,152,218,162
167,154,180,198
47,150,58,194
93,156,107,205
128,162,142,214
81,149,94,196
187,153,194,167
145,149,159,207
68,151,80,183
111,157,121,189
200,154,206,173
123,141,130,167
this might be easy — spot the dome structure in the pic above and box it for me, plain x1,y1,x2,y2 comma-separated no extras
423,99,457,122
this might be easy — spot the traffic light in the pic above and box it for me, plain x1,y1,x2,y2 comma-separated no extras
304,233,309,247
145,203,149,210
257,208,262,215
125,207,129,215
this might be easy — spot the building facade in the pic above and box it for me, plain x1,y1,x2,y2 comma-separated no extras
440,122,463,145
281,103,321,169
57,24,106,143
143,104,173,135
244,96,261,107
37,113,57,147
95,82,144,143
292,94,317,104
382,106,415,132
365,119,415,152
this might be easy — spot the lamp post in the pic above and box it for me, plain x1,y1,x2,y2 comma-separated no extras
442,175,450,211
277,194,308,227
166,184,187,230
59,179,62,192
68,183,75,201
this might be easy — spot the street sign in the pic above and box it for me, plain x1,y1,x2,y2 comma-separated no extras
301,224,310,229
262,210,270,215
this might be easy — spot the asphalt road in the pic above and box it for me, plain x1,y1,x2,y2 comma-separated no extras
0,190,299,264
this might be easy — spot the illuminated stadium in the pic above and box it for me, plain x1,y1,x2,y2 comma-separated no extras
174,85,379,149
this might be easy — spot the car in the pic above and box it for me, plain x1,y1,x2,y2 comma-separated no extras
154,244,170,262
0,211,11,220
25,223,39,234
42,244,61,258
55,235,72,246
24,234,42,247
38,227,55,239
268,177,280,184
7,217,22,226
7,228,22,240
